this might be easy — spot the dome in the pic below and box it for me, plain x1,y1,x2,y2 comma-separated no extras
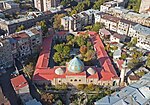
68,57,84,73
55,68,64,75
87,67,96,75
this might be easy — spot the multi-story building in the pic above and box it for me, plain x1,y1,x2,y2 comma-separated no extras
34,0,60,11
11,32,31,58
128,24,150,50
0,11,57,34
0,38,13,68
61,16,73,31
101,14,120,32
117,19,137,35
139,0,150,13
105,7,150,27
61,9,100,32
25,27,42,54
0,1,20,15
11,75,42,105
94,72,150,105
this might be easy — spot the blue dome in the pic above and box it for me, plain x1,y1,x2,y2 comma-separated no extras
68,57,84,73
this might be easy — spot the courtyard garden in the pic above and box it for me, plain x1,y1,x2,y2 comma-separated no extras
52,33,100,66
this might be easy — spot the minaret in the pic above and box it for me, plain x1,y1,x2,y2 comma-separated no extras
120,60,127,85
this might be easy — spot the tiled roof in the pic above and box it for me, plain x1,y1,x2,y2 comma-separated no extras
89,31,118,80
35,36,52,69
11,75,28,91
33,31,118,81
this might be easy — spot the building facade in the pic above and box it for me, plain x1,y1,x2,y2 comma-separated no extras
139,0,150,13
34,0,60,11
0,1,20,15
128,24,150,50
0,38,13,68
61,9,100,32
33,31,120,86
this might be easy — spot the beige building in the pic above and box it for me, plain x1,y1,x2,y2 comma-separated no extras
128,24,150,50
117,19,137,35
61,9,100,32
101,14,120,32
34,0,60,11
0,38,13,68
139,0,150,13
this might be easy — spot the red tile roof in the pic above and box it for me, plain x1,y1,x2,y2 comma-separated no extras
89,31,118,80
36,36,52,69
11,75,28,91
33,31,118,82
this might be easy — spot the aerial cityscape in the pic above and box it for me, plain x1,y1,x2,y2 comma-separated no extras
0,0,150,105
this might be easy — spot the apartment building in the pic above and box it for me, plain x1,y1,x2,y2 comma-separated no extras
105,7,150,27
128,24,150,50
25,27,42,54
0,11,56,34
0,1,20,15
101,14,120,32
34,0,60,11
61,9,100,32
117,19,137,35
0,38,13,68
139,0,150,13
11,32,31,58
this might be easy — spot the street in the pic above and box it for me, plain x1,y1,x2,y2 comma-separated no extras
0,67,18,105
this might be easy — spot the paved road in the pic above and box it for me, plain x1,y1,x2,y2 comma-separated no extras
0,67,18,105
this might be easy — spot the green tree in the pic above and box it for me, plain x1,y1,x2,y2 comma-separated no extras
63,45,70,56
75,2,85,12
77,84,86,90
84,50,95,61
93,0,105,10
127,58,139,69
132,37,137,45
146,54,150,68
66,35,74,42
53,14,66,30
127,0,141,12
85,0,91,7
54,44,64,52
120,53,127,60
80,45,87,54
53,52,62,63
55,83,67,90
23,62,34,78
76,36,85,46
70,9,77,15
16,25,25,32
92,22,105,33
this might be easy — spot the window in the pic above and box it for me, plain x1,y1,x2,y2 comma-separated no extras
90,80,93,82
70,79,73,82
79,79,81,82
74,79,77,81
59,80,61,82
